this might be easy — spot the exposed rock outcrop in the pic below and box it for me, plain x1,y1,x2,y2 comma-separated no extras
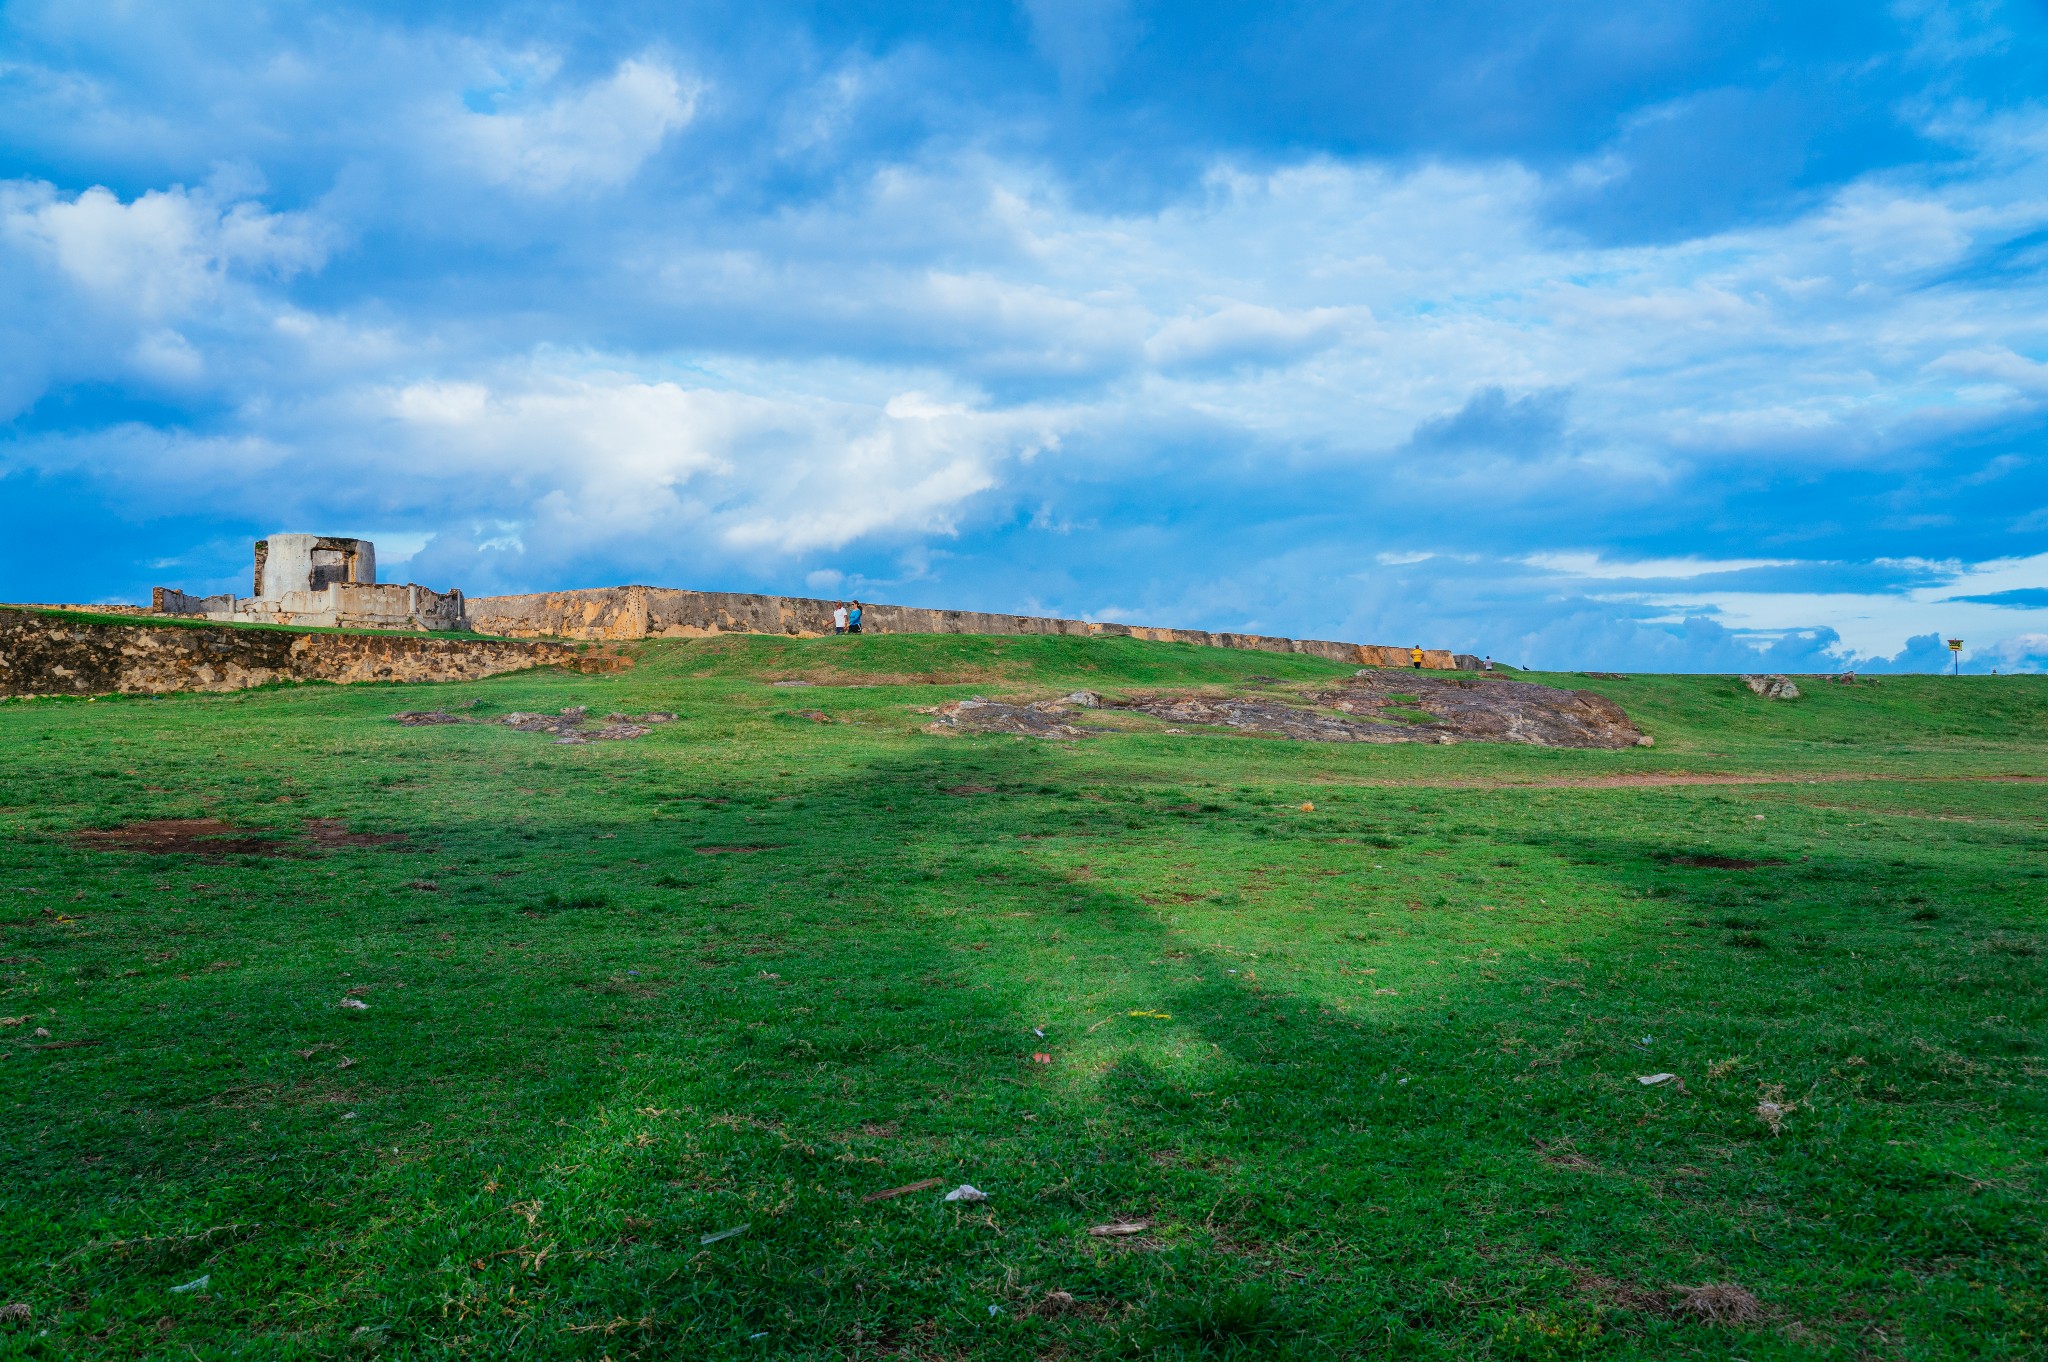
923,697,1095,740
1312,671,1650,748
391,705,675,743
1114,694,1424,742
923,673,1650,748
0,607,603,698
1742,674,1801,700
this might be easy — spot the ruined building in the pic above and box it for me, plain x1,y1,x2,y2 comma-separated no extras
153,534,464,631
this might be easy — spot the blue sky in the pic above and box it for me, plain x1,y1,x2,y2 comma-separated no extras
4,1,2047,671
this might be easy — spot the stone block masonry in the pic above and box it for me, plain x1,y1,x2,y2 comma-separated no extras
464,585,1467,670
0,608,598,698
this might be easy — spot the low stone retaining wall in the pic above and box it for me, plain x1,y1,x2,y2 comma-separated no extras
0,608,593,698
466,585,1465,669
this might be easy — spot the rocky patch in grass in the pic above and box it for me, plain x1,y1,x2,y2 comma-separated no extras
1114,694,1423,743
1315,670,1650,748
923,697,1095,740
927,675,1649,747
392,705,675,743
1109,672,1648,747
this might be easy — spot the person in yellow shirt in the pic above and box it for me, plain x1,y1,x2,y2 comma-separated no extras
1410,645,1423,669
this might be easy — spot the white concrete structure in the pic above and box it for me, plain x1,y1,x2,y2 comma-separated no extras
255,535,376,596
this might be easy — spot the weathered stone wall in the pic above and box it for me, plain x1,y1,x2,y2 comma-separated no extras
151,581,465,631
463,587,652,641
0,607,592,698
464,584,1465,669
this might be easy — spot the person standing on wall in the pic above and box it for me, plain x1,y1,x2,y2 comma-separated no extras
832,602,848,634
849,601,864,634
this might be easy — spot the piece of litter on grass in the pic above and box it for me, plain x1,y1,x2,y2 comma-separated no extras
338,998,369,1010
340,1111,358,1120
1088,1219,1154,1237
1397,1077,1410,1084
1031,1053,1052,1064
749,1332,769,1340
700,1223,751,1245
1033,1028,1044,1037
988,1304,1002,1317
32,1027,50,1038
1298,802,1315,812
944,1184,987,1203
861,1178,942,1203
1638,1036,1654,1045
1638,1073,1676,1086
169,1275,209,1294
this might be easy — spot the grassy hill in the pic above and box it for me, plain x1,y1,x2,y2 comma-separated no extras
2,634,2044,1359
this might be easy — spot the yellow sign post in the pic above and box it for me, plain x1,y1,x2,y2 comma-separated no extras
1947,638,1964,676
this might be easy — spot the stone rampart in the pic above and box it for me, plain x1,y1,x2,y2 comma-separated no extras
0,607,593,698
464,585,1463,669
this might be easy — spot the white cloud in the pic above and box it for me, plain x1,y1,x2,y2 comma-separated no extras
1521,552,1803,580
0,180,326,319
1144,303,1358,371
453,57,696,193
371,365,1067,556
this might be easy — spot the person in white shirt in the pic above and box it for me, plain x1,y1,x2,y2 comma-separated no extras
832,603,849,634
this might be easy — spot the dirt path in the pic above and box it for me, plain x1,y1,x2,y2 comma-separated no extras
1327,772,2048,790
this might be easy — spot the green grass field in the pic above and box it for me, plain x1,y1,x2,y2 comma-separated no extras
3,634,2044,1360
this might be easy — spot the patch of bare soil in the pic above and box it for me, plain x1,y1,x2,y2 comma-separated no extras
71,818,407,858
70,819,291,857
1316,671,1650,748
392,705,675,744
1668,854,1788,869
1346,772,2047,789
923,697,1094,740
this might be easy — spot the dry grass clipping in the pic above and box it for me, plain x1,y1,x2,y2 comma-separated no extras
1755,1083,1796,1136
1670,1283,1764,1325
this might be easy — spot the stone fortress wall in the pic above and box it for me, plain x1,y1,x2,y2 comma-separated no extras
112,534,1478,672
463,585,1473,670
